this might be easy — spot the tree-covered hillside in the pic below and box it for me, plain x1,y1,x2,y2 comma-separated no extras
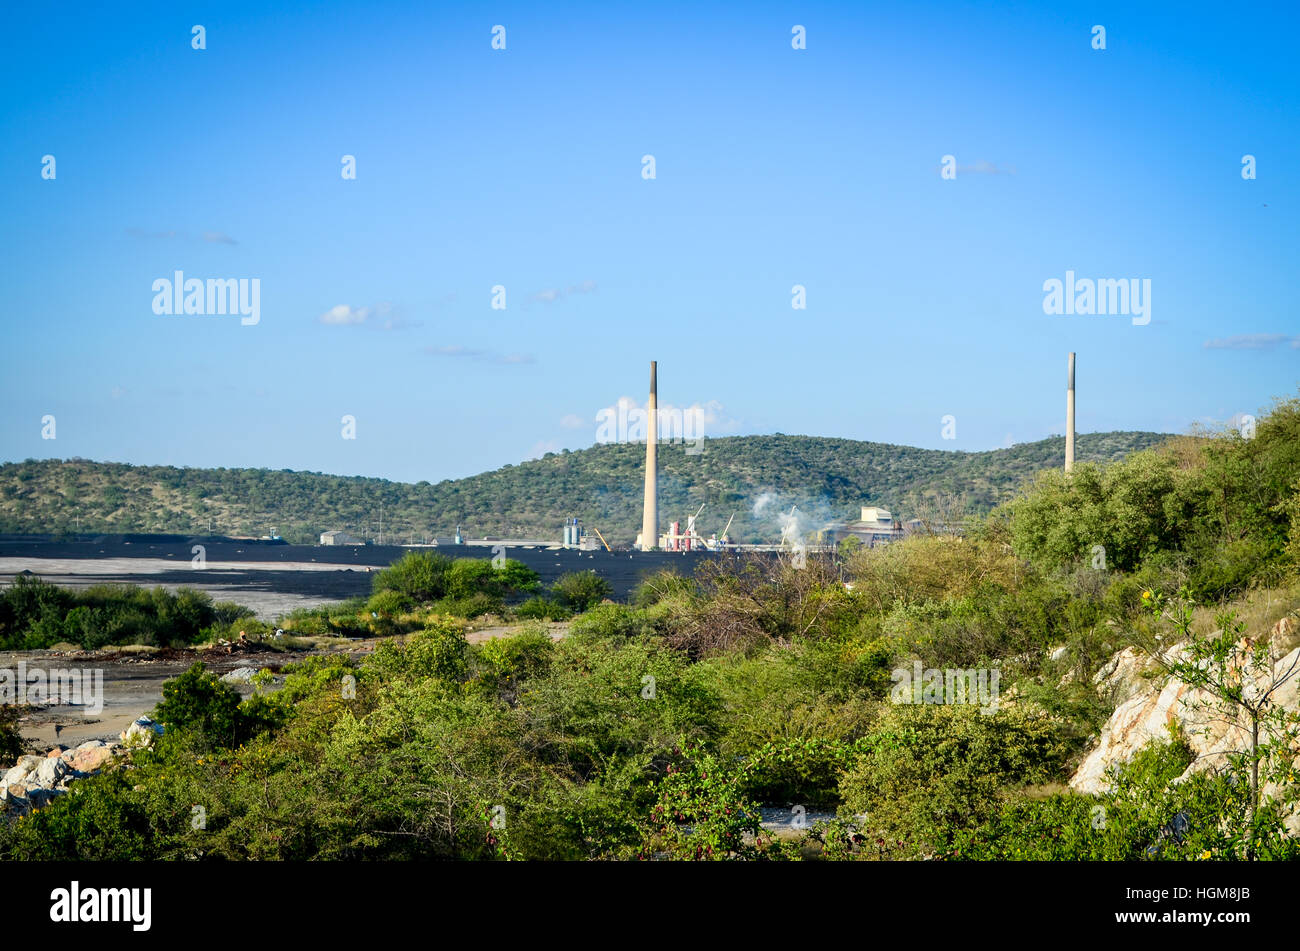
0,431,1168,546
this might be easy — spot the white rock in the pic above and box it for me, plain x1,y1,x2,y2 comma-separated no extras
1072,618,1300,837
220,666,260,685
121,716,165,747
31,756,69,788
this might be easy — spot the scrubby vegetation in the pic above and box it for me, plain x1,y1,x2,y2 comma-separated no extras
0,576,253,650
2,395,1298,860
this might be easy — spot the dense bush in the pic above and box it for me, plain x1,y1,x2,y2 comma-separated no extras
373,551,540,607
949,734,1300,861
1005,394,1300,599
371,551,453,602
836,704,1075,858
513,596,571,621
0,576,240,650
550,571,612,612
153,662,278,749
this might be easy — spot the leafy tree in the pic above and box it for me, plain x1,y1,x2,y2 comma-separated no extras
551,571,613,612
153,662,244,748
836,704,1074,858
371,551,452,602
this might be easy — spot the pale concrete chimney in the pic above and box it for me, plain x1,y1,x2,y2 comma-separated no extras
1065,352,1076,473
640,360,659,550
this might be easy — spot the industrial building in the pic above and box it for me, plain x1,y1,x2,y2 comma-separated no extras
818,506,903,547
319,530,365,546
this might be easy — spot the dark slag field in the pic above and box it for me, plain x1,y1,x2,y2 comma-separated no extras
0,535,732,608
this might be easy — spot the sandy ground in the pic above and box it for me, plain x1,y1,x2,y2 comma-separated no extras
465,622,568,644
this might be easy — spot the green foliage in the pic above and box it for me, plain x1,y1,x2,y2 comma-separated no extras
513,596,571,621
372,552,539,611
1004,394,1300,599
949,734,1300,861
0,576,229,650
551,571,612,612
737,737,868,809
836,704,1075,858
369,619,471,685
641,741,793,860
702,645,879,761
0,769,160,860
371,551,452,602
152,662,274,750
631,570,696,608
567,602,650,640
0,705,26,761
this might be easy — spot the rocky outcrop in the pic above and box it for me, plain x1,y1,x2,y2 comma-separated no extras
121,716,165,748
1070,616,1300,832
220,666,262,685
0,738,124,818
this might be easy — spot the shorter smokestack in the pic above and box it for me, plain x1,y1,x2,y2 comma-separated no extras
1065,352,1076,473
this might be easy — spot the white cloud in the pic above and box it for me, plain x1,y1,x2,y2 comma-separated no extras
318,302,407,328
319,304,370,325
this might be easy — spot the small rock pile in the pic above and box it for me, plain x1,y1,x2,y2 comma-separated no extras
0,739,120,816
0,716,167,818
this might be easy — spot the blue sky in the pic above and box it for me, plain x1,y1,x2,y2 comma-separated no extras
2,1,1296,484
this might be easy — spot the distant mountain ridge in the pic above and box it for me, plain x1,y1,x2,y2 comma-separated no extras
0,431,1170,546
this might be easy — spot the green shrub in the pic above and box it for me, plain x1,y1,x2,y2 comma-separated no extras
837,704,1074,858
0,578,223,650
514,596,571,621
431,592,502,619
568,603,647,640
370,620,471,684
551,571,612,612
631,570,695,608
372,551,453,602
153,662,244,748
366,588,415,616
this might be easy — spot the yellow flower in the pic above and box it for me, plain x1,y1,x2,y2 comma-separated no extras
1199,850,1212,860
1142,591,1152,600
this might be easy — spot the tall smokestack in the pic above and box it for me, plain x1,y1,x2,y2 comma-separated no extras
1065,352,1076,473
640,360,659,550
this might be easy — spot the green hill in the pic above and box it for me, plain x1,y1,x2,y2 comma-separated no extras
0,431,1170,547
